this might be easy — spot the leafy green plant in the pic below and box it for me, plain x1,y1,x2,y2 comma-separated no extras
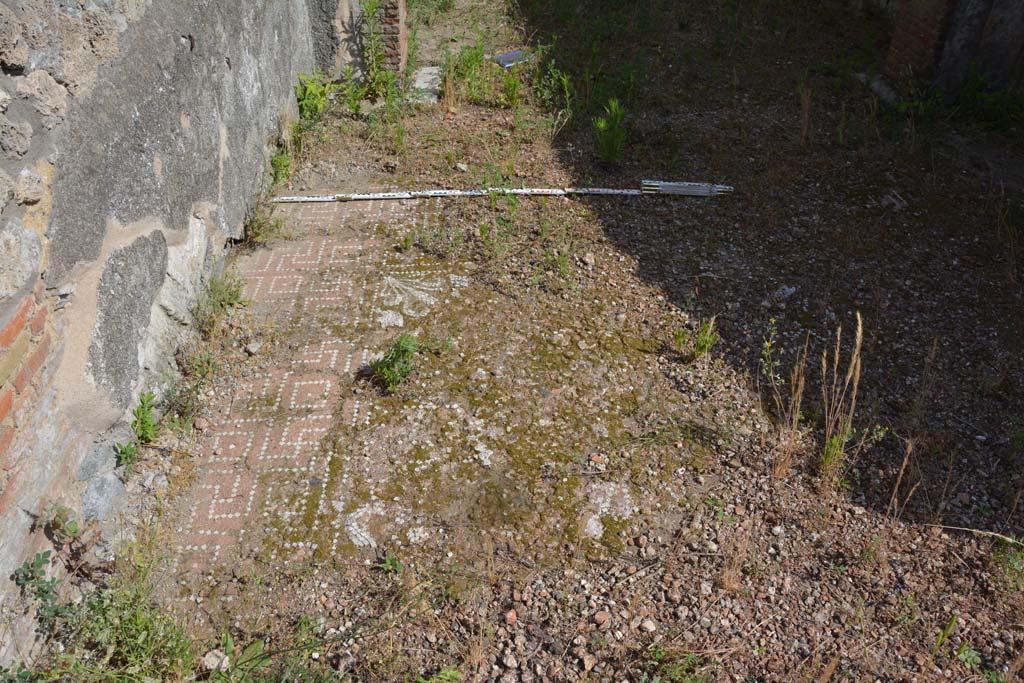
371,334,419,393
362,0,401,101
0,664,34,683
13,551,67,635
213,633,273,683
131,392,159,444
295,69,337,122
593,98,627,165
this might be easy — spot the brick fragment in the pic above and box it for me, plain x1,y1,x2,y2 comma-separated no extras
13,333,49,394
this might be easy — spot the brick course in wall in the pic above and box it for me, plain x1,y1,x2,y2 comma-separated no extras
0,282,52,481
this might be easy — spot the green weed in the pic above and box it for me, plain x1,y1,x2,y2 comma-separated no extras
270,148,291,185
131,392,159,444
377,552,403,574
502,70,521,108
593,98,627,165
114,441,138,474
371,334,419,393
212,633,272,683
43,503,80,547
955,642,981,669
295,69,337,122
13,551,67,636
992,538,1024,590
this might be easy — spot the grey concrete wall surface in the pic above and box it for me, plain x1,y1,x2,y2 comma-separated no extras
0,0,349,660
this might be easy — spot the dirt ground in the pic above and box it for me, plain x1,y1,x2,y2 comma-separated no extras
149,1,1024,681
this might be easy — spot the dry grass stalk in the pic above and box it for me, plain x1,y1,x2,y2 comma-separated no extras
771,340,809,478
819,312,863,489
717,524,751,592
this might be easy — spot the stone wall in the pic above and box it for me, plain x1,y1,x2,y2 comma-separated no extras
0,0,410,660
885,0,1024,93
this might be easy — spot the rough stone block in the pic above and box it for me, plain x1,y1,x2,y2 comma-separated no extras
0,5,27,70
0,88,9,112
0,219,41,299
14,168,44,205
82,471,126,522
88,232,168,408
0,115,31,159
0,168,12,214
16,70,69,119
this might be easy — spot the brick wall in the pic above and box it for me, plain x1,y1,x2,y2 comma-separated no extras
0,280,52,504
378,0,408,74
886,0,958,78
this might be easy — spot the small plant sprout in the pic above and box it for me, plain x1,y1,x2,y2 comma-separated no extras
416,667,462,683
956,642,981,669
378,552,403,574
593,98,627,165
132,392,159,444
116,441,139,474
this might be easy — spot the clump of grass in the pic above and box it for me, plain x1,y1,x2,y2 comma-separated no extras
819,312,863,489
195,273,246,339
693,317,718,359
244,198,284,247
371,334,419,393
593,98,627,165
502,70,521,108
408,0,455,26
131,391,159,444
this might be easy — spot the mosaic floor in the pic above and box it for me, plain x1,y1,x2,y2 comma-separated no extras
173,198,469,576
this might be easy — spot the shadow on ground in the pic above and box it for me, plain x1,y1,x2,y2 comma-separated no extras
514,0,1024,537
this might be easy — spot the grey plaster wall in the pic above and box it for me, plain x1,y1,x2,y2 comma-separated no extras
0,0,349,660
